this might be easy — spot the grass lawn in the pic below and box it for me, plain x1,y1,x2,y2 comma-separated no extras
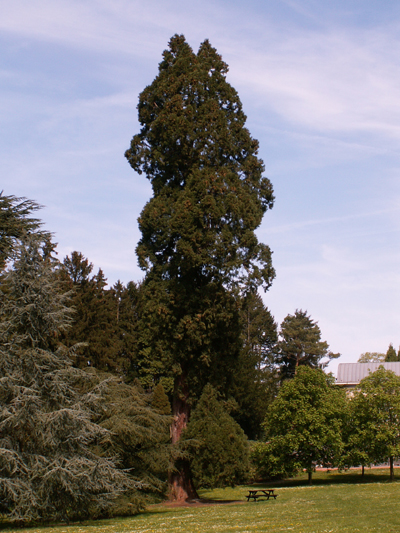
4,469,400,533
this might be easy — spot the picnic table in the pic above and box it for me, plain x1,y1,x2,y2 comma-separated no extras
246,489,277,502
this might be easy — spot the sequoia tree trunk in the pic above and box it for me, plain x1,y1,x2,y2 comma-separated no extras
168,373,199,502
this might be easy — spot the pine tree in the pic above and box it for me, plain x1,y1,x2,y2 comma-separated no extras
152,382,172,415
0,236,133,524
0,192,46,271
385,343,398,362
230,292,278,439
275,309,340,380
125,35,275,501
60,252,139,374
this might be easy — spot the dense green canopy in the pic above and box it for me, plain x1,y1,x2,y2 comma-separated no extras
125,34,275,500
0,237,133,523
263,367,346,484
348,367,400,481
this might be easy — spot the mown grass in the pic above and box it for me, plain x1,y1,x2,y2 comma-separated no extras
5,469,400,532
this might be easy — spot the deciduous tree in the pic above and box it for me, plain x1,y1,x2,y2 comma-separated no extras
357,352,385,363
263,367,346,484
349,366,400,481
125,34,275,500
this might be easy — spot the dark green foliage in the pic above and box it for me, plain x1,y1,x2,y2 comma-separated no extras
348,367,400,480
152,382,172,415
126,34,275,498
230,292,278,439
275,309,340,380
182,384,249,488
92,374,172,503
60,252,139,375
126,34,275,292
251,441,298,481
262,367,346,484
135,275,242,395
0,192,46,271
385,343,398,362
0,237,133,523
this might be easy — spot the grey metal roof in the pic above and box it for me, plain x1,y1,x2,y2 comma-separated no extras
336,362,400,384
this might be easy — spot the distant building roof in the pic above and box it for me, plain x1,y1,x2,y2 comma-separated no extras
337,362,400,385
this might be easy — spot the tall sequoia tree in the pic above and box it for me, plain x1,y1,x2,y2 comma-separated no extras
125,35,275,501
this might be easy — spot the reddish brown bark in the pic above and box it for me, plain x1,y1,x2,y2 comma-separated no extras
168,373,199,502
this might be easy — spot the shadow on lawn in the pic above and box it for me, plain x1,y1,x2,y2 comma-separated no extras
251,469,400,489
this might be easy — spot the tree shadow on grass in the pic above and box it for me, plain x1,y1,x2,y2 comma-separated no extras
250,469,400,489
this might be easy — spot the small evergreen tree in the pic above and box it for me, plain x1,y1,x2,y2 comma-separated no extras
385,343,398,362
152,382,172,415
0,236,133,523
275,310,340,380
182,384,249,488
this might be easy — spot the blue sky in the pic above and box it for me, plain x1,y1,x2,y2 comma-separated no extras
2,0,399,373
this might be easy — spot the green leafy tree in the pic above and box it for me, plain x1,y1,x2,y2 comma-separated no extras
0,236,133,524
125,35,275,500
182,384,249,488
0,192,46,271
385,343,398,362
358,352,385,363
349,367,400,481
263,367,346,484
341,398,371,478
275,309,340,380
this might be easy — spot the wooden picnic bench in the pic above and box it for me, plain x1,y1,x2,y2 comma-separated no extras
246,489,277,502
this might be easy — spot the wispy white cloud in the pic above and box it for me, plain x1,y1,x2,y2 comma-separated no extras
229,27,400,140
264,207,400,235
3,1,400,143
2,0,400,372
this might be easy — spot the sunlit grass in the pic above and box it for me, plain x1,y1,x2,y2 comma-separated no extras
4,469,400,532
